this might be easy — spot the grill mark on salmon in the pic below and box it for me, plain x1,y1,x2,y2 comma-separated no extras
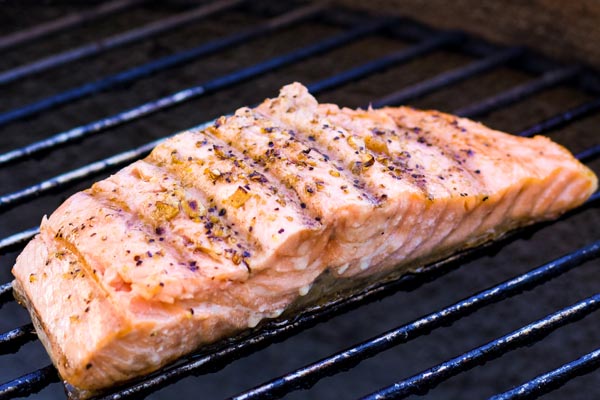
210,106,396,270
256,87,425,202
148,131,327,270
146,130,331,310
258,83,493,274
90,161,254,282
88,180,213,281
11,82,597,395
51,192,240,304
387,115,504,196
255,90,426,274
382,125,485,198
212,107,378,209
43,218,114,300
370,119,484,259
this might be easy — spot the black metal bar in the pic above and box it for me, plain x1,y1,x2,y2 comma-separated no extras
0,0,145,53
490,348,600,400
0,324,36,356
455,66,581,118
0,19,385,169
230,242,600,400
0,228,40,256
0,0,246,86
576,144,600,163
518,97,600,137
359,294,600,400
0,138,163,212
371,47,524,108
306,32,462,94
0,4,325,132
0,364,59,399
0,282,13,307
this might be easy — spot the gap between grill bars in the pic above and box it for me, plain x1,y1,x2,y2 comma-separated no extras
0,1,599,399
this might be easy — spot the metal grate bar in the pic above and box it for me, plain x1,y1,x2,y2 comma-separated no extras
575,144,600,163
0,3,325,132
306,32,462,94
455,66,581,118
0,138,163,213
0,365,58,399
0,18,385,168
0,228,40,256
371,47,524,108
360,293,600,400
490,348,600,400
0,0,246,86
0,282,13,306
518,97,600,137
0,0,145,53
0,324,35,356
230,242,600,400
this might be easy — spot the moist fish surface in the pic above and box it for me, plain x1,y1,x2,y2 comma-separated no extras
12,83,597,396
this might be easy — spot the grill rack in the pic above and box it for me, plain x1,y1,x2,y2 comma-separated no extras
0,1,598,399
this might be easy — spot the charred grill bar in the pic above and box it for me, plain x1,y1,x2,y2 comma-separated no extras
0,1,598,399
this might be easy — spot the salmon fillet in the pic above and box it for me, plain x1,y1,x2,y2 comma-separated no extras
12,83,597,396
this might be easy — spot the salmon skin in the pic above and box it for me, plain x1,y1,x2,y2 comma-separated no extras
12,83,597,397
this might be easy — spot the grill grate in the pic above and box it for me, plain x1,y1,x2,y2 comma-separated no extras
0,1,598,399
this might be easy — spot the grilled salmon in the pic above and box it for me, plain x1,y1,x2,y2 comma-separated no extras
12,83,597,396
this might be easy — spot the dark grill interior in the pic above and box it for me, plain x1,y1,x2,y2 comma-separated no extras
0,1,599,399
